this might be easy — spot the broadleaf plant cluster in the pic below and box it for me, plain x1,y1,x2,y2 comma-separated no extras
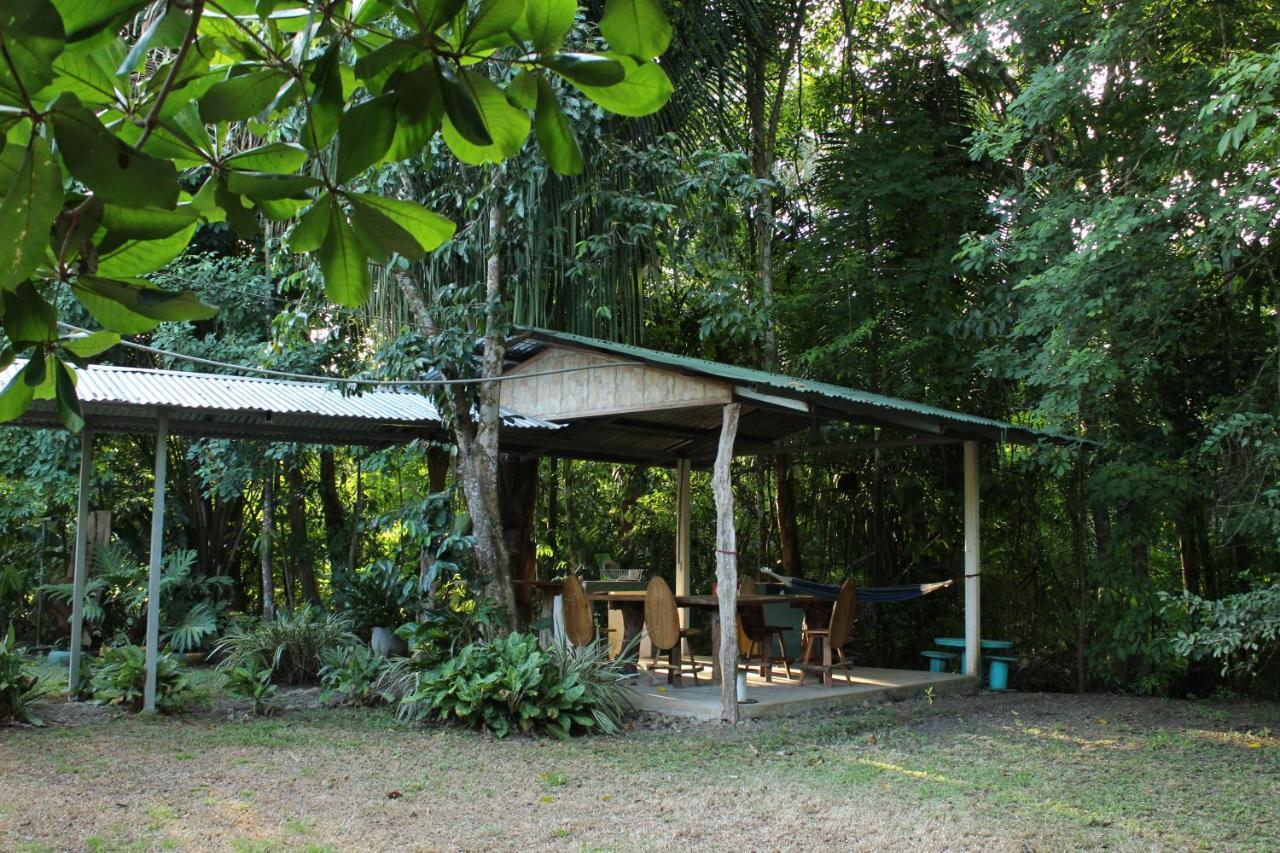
0,0,673,429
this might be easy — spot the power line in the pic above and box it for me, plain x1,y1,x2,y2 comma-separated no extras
58,322,642,388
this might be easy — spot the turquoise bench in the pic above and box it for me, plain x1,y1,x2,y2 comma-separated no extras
920,649,957,673
986,655,1017,691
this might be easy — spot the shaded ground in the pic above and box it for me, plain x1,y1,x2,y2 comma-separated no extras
1,676,1276,851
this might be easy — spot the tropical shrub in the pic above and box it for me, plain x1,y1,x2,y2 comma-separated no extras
319,645,390,706
42,545,230,653
0,627,44,725
338,559,418,638
223,659,278,716
398,633,634,739
213,608,357,685
395,575,500,667
1166,584,1280,688
91,645,190,714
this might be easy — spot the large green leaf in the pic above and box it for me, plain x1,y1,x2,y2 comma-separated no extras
0,1,64,100
100,204,199,240
599,0,671,60
94,223,197,277
318,205,369,307
73,275,216,334
441,72,530,165
0,360,36,422
521,0,576,54
199,69,289,124
59,329,118,359
336,95,395,181
53,357,83,431
286,193,332,253
350,194,456,253
439,62,493,147
226,142,309,173
534,77,582,176
302,47,343,152
349,198,423,263
575,55,672,117
225,170,322,200
51,0,149,42
2,282,56,346
544,53,625,87
50,95,180,209
464,0,525,49
0,136,62,291
414,0,465,31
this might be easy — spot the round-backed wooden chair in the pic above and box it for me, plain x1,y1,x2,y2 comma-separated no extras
736,577,793,681
561,575,596,648
643,576,702,686
798,579,858,686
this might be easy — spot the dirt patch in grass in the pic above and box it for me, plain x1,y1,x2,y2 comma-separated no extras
2,691,1276,851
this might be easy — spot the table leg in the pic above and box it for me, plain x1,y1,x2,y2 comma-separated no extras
617,602,646,675
822,637,833,688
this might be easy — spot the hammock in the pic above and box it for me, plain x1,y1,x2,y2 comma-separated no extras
761,568,954,603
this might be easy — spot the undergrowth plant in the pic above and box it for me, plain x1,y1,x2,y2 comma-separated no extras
0,627,44,725
91,645,190,714
398,633,634,739
319,645,390,706
223,659,278,716
214,608,357,685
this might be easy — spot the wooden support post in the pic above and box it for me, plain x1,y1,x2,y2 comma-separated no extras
963,440,981,678
713,404,741,723
68,432,93,695
675,458,691,633
144,416,169,713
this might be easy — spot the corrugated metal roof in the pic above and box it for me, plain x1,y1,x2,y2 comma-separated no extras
519,328,1080,445
1,360,557,444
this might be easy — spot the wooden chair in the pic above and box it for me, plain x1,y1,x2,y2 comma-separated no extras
644,577,703,686
736,578,793,681
561,575,596,648
799,580,858,687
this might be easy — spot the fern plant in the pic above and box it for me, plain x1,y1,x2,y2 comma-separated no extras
0,627,44,725
214,608,357,685
223,660,278,716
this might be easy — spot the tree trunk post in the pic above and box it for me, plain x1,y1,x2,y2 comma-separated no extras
963,440,981,679
713,404,742,723
68,431,94,695
675,458,691,634
260,462,276,621
143,416,169,713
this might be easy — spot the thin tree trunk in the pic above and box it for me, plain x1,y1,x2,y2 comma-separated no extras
285,461,320,605
260,464,276,621
319,450,351,597
499,453,539,624
713,403,742,724
1073,457,1088,694
773,455,803,577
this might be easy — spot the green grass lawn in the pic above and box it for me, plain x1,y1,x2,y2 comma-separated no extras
2,665,1276,851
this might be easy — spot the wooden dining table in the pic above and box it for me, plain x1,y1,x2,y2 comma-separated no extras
587,591,817,681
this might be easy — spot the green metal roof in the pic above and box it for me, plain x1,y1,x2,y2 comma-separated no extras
522,328,1081,446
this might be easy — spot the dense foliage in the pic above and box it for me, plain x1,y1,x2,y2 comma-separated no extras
90,644,190,713
0,626,44,725
0,0,1276,702
213,608,356,685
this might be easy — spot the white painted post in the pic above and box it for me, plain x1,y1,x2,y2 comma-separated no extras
68,432,94,695
675,458,691,633
963,440,981,678
143,416,169,713
712,404,741,723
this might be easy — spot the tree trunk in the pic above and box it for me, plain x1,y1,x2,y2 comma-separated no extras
285,461,320,605
499,453,539,624
319,450,351,597
451,179,518,632
773,455,803,577
713,403,742,724
260,464,276,620
1073,457,1089,694
418,445,452,619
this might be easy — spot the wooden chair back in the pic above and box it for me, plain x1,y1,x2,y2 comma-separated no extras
828,580,858,648
644,576,681,651
561,575,595,647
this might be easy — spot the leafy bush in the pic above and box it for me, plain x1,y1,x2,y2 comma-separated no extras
338,559,419,637
91,645,190,714
42,544,230,653
398,633,634,739
213,608,357,685
223,659,278,716
0,627,44,725
1166,584,1280,682
319,645,390,706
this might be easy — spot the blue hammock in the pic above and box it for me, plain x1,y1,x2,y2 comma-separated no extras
762,569,953,603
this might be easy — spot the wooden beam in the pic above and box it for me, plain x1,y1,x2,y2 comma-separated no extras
675,459,691,635
713,404,741,724
748,436,961,456
734,386,811,413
